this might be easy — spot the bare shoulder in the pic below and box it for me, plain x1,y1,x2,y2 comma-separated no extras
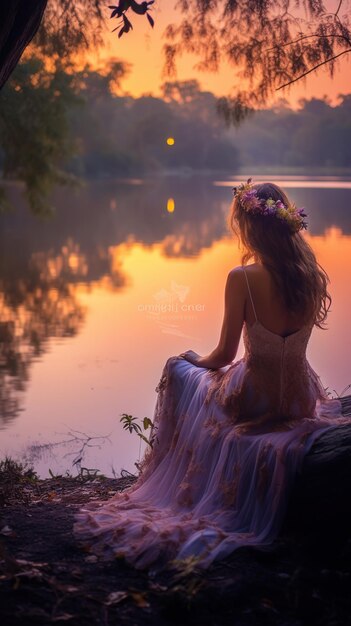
227,266,246,281
226,266,247,293
228,264,272,297
242,263,271,283
228,264,265,280
244,263,267,275
224,267,247,312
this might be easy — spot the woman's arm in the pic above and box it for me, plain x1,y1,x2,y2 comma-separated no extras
180,267,246,369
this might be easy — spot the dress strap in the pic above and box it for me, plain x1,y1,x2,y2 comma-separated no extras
242,267,258,322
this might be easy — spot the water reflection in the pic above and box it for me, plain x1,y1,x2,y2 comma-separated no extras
0,177,350,472
0,242,88,425
0,179,228,426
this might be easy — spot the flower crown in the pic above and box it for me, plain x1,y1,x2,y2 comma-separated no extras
232,179,308,233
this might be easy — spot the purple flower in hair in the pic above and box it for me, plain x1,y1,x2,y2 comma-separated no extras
241,189,261,212
262,197,280,216
265,204,277,216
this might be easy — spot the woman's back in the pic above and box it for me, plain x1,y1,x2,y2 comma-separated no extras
242,263,312,337
210,264,326,429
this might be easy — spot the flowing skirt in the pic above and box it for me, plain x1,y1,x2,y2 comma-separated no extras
74,356,350,571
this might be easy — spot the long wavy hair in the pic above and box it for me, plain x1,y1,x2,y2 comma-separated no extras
229,182,331,328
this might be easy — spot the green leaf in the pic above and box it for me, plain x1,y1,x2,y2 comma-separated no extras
143,417,153,431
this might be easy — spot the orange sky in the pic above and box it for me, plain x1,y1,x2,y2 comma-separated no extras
91,1,351,106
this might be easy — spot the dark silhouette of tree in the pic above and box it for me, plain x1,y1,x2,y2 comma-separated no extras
0,1,151,89
0,0,47,89
0,0,107,89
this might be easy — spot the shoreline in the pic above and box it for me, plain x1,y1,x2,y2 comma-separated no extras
1,166,351,189
1,460,350,625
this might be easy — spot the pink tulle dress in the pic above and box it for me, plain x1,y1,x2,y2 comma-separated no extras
74,267,351,570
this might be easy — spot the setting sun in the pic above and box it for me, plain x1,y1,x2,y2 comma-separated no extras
167,198,175,212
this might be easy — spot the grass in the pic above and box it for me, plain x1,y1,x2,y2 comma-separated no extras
0,457,38,507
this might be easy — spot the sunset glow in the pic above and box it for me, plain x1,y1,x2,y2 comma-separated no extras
91,1,351,106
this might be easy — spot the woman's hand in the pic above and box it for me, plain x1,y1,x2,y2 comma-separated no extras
179,350,201,366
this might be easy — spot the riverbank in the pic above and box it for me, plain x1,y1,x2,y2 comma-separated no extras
0,460,350,626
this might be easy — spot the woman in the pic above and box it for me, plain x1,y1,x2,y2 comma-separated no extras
74,180,351,570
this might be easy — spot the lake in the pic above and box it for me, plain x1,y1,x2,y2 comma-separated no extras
0,175,350,477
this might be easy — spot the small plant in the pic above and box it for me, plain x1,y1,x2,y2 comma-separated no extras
120,414,156,448
0,457,38,506
120,414,157,469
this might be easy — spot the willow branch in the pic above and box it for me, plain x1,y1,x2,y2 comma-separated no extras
335,0,343,17
276,47,351,90
266,33,350,52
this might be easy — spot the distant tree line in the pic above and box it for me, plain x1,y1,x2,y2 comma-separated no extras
1,55,350,214
72,83,351,176
232,96,351,169
66,75,240,178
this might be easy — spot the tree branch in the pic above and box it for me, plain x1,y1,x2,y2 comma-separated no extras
266,33,350,53
335,0,343,17
276,47,351,90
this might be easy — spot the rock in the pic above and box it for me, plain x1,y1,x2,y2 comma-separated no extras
284,400,351,542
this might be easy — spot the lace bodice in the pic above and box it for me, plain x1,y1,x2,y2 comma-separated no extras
206,269,327,428
242,319,324,418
